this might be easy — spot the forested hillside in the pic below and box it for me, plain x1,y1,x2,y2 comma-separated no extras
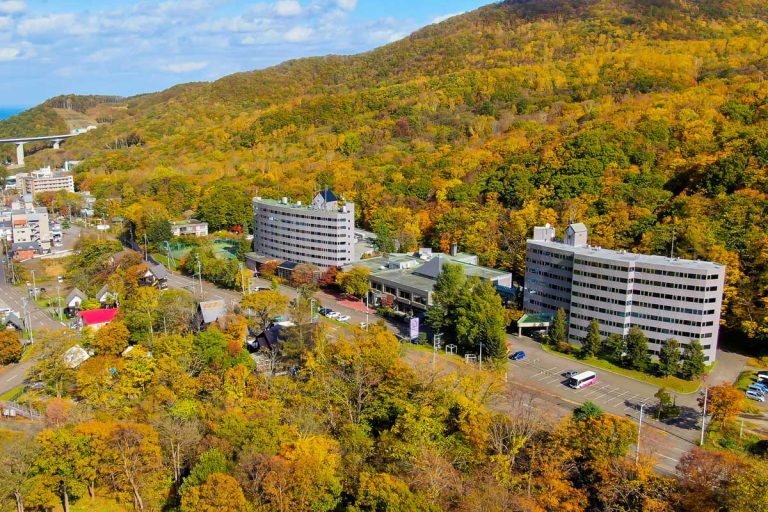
3,0,768,345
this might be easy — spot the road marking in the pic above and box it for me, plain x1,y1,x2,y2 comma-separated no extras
5,374,18,382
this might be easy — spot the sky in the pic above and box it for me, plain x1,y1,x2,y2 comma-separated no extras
0,0,488,107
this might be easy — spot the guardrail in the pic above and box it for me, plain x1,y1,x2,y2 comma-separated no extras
0,400,43,420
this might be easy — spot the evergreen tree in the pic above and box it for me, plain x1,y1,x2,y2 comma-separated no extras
624,326,650,371
681,340,706,380
658,338,681,377
426,263,466,344
580,319,601,358
601,333,625,361
550,308,567,347
455,278,508,360
573,401,602,421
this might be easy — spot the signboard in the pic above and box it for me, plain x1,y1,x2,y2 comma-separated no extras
409,316,419,340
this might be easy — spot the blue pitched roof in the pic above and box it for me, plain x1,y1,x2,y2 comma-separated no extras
316,189,338,203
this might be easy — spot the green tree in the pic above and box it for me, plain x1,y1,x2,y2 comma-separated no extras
624,326,650,371
426,263,466,343
0,330,23,365
573,400,602,421
197,183,252,232
336,267,370,298
454,278,508,360
681,340,706,380
601,333,625,361
0,434,38,512
145,217,172,244
180,449,231,496
579,319,601,359
658,338,681,377
550,308,567,348
352,472,439,512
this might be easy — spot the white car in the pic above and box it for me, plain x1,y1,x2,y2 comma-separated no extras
326,311,340,319
746,389,765,402
337,314,351,322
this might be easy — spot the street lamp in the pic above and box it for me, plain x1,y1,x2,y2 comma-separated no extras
636,402,646,465
700,387,709,446
432,332,442,370
31,270,37,301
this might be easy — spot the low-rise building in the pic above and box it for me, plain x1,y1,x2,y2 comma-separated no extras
171,220,209,238
343,248,513,314
79,308,119,331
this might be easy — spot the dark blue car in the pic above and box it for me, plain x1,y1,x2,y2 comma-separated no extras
509,351,526,360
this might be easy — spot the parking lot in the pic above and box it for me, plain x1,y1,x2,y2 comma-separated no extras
507,357,658,416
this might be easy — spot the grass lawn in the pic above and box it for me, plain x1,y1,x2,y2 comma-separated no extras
541,344,701,394
736,370,758,391
0,384,24,401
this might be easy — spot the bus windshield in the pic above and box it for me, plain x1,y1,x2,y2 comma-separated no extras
567,371,597,389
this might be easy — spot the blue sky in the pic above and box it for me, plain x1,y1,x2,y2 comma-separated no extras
0,0,488,107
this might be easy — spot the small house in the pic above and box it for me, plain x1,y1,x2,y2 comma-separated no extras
95,285,118,308
195,299,227,330
64,287,88,317
78,308,119,331
141,263,169,289
4,312,23,331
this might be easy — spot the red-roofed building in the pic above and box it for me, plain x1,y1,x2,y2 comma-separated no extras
78,308,119,331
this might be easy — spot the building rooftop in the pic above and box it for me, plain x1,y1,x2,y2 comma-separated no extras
171,219,207,226
79,308,119,326
527,238,724,271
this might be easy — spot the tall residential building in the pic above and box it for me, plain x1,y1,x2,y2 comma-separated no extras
17,167,75,196
524,223,725,362
252,191,355,268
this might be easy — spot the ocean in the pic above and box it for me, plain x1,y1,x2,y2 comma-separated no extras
0,107,24,120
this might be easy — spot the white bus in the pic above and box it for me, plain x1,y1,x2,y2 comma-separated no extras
567,371,597,389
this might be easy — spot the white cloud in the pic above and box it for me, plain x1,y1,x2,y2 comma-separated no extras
17,13,98,36
161,61,209,73
275,0,303,17
0,15,13,30
0,1,25,15
334,0,356,11
0,46,19,60
284,25,313,42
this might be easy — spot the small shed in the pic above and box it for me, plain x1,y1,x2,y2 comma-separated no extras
64,288,88,317
79,308,119,331
62,345,90,369
196,299,227,330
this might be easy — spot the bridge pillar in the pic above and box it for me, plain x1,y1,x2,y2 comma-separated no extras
52,139,62,149
15,142,25,166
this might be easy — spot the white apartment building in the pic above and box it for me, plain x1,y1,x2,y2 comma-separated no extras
17,167,75,196
252,191,355,268
171,220,209,238
524,223,726,362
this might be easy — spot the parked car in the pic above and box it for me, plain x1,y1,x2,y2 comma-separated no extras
758,370,768,377
746,389,765,402
563,370,579,378
318,307,331,315
337,314,351,322
752,381,768,393
326,311,340,319
747,385,765,396
509,351,526,360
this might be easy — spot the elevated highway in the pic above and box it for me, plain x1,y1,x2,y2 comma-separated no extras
0,133,79,166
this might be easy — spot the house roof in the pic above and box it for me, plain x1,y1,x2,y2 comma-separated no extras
79,308,119,325
11,241,41,251
65,287,88,305
566,222,588,233
149,263,168,280
5,312,23,329
315,189,338,203
199,299,227,324
62,345,90,369
278,260,299,271
95,285,114,301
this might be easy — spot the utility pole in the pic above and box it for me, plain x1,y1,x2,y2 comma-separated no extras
143,234,148,261
238,262,245,293
670,226,676,258
479,342,484,371
365,294,369,330
636,403,646,465
197,258,204,298
700,387,708,446
31,269,37,301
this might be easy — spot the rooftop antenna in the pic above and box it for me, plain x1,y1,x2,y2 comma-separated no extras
670,225,676,258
